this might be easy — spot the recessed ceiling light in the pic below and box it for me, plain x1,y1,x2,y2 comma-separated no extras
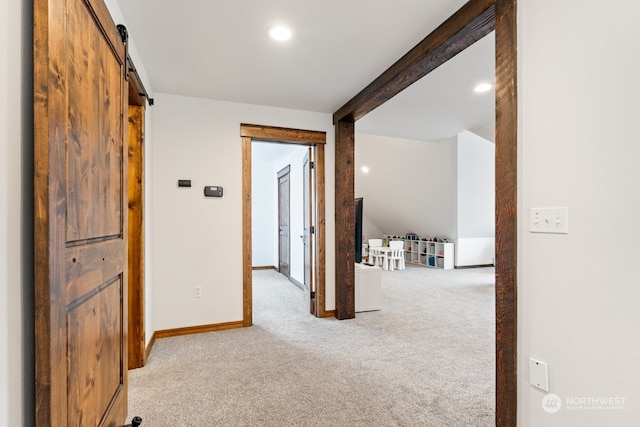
361,166,370,174
474,83,493,93
268,25,292,42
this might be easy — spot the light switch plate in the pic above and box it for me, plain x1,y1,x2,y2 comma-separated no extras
529,207,568,234
529,357,549,391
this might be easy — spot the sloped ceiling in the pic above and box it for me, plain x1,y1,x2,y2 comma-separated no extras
357,32,495,142
354,32,495,238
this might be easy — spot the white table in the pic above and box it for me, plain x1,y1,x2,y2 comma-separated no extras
369,246,405,270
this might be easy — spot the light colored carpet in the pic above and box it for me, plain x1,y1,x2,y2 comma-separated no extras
128,265,495,426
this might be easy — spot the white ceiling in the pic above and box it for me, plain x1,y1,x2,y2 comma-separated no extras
116,0,494,141
357,32,494,141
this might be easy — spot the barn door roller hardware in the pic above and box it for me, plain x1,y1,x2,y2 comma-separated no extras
124,416,143,426
116,24,154,106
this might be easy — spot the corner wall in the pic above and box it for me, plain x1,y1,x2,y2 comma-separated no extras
151,93,335,330
455,131,495,266
519,0,640,425
251,145,279,268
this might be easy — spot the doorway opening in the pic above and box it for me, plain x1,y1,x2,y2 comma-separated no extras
332,0,517,424
241,123,329,326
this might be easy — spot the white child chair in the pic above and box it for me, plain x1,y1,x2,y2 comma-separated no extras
387,240,405,271
368,238,383,267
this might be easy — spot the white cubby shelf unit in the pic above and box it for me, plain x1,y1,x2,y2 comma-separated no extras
382,235,454,269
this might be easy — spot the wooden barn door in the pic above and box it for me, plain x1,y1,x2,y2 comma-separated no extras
34,0,129,425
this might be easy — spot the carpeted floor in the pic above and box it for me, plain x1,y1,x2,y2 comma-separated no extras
127,265,495,426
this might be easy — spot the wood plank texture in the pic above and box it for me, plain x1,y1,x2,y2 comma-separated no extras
240,123,326,144
303,151,314,314
242,136,253,327
84,0,124,63
314,144,327,317
154,321,244,339
334,119,355,320
333,0,496,124
495,0,518,425
65,239,125,304
65,0,124,243
67,278,122,425
128,104,145,369
34,0,129,424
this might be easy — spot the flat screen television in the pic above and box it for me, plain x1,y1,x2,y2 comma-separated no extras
355,197,363,263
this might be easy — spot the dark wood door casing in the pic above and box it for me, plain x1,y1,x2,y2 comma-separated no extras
128,104,145,370
241,124,328,322
34,0,130,424
303,149,315,314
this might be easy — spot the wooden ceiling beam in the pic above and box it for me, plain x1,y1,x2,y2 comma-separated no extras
333,0,495,124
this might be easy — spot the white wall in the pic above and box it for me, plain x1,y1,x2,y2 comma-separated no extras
519,0,640,425
143,106,155,346
1,0,33,424
355,132,457,238
151,93,335,330
455,131,495,266
251,144,278,268
456,130,494,237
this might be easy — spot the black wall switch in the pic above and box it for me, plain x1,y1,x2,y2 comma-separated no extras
178,179,191,188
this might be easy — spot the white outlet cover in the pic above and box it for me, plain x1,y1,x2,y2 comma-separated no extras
529,357,549,391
